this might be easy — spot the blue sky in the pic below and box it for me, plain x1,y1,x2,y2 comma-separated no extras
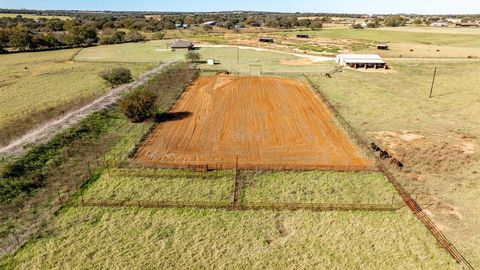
1,0,479,14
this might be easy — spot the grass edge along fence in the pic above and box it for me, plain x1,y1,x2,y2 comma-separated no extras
75,158,402,213
303,74,474,270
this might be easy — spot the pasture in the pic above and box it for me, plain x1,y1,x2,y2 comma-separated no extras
1,26,476,269
309,61,480,267
0,49,152,145
242,171,396,205
135,75,370,170
74,40,335,74
193,27,480,59
0,206,458,269
80,169,395,206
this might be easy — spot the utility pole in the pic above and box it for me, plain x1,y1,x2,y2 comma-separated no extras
429,67,437,98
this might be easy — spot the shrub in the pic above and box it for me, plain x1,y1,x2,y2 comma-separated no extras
124,30,146,42
119,88,157,122
100,68,133,86
185,51,201,63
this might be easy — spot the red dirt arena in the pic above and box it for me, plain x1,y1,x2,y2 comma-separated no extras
135,75,372,171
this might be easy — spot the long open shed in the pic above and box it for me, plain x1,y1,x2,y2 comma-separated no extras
336,54,387,69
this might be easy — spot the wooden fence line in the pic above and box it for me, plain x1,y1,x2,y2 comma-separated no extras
303,74,474,270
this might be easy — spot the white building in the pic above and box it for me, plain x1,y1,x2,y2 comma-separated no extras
336,54,387,69
431,21,449,27
446,18,462,24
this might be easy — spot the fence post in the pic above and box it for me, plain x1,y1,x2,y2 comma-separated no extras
87,161,92,178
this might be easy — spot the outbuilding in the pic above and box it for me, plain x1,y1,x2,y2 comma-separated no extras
202,21,218,26
376,44,389,50
296,34,309,38
336,54,387,69
171,40,195,51
259,38,274,43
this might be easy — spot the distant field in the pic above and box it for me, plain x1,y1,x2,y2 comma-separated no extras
377,26,480,35
1,207,457,269
283,29,480,47
357,42,480,58
309,61,480,268
75,40,335,74
0,13,72,20
0,49,152,145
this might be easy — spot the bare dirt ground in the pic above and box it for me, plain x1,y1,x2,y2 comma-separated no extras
0,61,176,156
135,75,371,170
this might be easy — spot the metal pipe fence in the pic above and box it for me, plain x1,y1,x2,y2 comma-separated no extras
303,74,474,270
72,199,401,213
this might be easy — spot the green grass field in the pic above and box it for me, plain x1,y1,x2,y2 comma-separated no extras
309,61,480,268
277,29,480,47
75,40,335,74
79,169,397,206
0,207,458,269
81,168,234,203
0,49,153,145
242,171,397,205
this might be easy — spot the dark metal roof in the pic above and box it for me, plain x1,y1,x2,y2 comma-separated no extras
171,40,194,48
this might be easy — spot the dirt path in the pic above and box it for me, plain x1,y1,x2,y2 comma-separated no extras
196,44,335,62
0,61,177,156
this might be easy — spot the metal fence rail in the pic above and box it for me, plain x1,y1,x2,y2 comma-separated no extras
303,74,474,270
73,199,401,212
129,160,377,172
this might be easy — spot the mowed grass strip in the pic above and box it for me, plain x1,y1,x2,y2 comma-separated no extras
0,207,458,269
242,171,397,205
81,169,234,203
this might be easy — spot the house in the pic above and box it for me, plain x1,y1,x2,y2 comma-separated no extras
446,18,462,24
431,21,449,27
259,38,274,43
336,54,387,69
296,34,310,38
175,23,190,29
171,40,194,51
202,21,217,26
376,44,389,50
459,22,478,27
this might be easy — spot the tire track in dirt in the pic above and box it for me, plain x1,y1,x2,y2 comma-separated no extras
0,61,177,156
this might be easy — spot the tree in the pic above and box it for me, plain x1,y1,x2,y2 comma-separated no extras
100,68,132,86
9,29,32,51
0,29,9,52
119,88,157,122
351,23,364,29
310,20,323,30
124,30,145,42
265,18,280,28
185,51,201,63
413,19,423,25
384,16,406,27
